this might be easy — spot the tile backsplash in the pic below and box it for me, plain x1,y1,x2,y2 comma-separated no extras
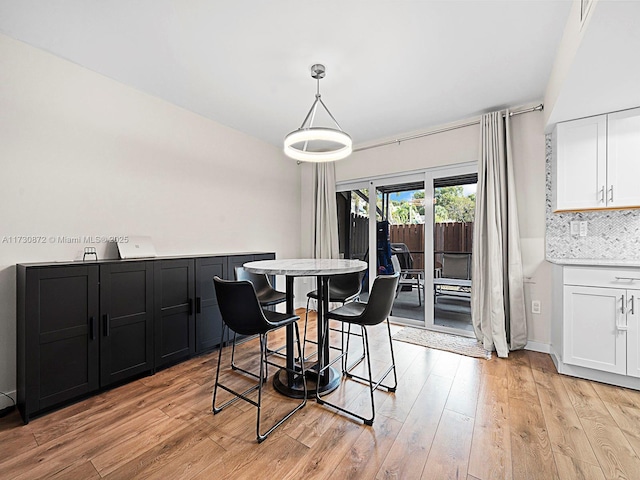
545,134,640,260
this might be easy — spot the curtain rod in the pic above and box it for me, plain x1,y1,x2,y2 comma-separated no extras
353,103,544,153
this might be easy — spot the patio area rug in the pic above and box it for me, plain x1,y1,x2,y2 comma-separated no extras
392,327,491,359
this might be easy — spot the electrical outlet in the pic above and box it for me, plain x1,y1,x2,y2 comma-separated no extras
531,300,541,314
570,221,579,235
579,221,588,237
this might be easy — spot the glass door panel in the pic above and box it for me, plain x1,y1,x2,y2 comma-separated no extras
376,182,426,325
431,173,476,335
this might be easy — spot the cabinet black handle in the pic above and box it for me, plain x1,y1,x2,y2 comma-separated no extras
104,314,110,337
89,317,96,341
196,297,202,314
188,298,194,316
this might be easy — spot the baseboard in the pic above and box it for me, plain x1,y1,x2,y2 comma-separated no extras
524,341,551,354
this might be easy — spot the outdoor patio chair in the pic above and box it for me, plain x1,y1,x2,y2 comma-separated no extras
391,254,424,306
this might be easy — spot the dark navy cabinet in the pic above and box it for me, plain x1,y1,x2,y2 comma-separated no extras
154,259,196,368
100,262,154,386
17,252,274,423
17,265,100,422
195,256,226,353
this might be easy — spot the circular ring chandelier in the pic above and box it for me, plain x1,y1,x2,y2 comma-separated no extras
284,64,352,162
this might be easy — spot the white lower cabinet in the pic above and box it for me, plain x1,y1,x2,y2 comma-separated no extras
553,265,640,387
564,285,637,376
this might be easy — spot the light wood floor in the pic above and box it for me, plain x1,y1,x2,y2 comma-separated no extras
2,310,640,480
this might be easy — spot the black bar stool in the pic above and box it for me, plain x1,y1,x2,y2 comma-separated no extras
315,273,399,425
232,267,287,369
303,271,365,370
212,276,306,443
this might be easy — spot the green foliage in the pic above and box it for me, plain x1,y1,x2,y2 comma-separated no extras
348,186,475,225
389,190,424,224
434,186,475,223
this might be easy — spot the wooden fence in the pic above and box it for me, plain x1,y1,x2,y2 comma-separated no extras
344,213,473,271
433,222,473,253
390,224,425,270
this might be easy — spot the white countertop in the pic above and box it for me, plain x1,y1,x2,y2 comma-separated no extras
547,258,640,267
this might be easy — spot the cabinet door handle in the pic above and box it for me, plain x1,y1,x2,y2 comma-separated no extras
630,295,635,315
188,298,194,316
103,314,110,337
599,186,605,203
621,294,626,315
196,297,202,314
89,316,96,341
609,185,614,203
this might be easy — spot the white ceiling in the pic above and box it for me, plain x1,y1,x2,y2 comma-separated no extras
0,1,572,148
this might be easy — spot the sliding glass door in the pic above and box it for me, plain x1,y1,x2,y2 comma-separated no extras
337,173,426,327
337,162,477,332
430,172,477,335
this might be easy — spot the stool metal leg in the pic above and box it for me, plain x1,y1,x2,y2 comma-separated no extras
213,323,307,443
315,318,397,426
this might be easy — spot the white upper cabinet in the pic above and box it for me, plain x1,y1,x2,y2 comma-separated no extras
553,107,640,212
607,108,640,209
554,114,607,211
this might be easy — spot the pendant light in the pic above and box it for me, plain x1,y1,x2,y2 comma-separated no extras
284,64,352,162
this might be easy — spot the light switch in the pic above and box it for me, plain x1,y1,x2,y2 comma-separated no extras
579,221,588,237
570,221,579,235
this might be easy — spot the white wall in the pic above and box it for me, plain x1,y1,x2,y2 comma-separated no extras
334,109,551,349
0,34,301,406
510,111,551,349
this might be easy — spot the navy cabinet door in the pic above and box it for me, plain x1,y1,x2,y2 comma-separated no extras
154,259,195,368
26,266,100,414
195,257,226,353
100,261,154,386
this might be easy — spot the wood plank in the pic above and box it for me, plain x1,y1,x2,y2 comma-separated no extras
468,373,512,480
508,397,559,480
580,418,640,480
482,356,508,378
592,382,640,410
506,361,538,403
527,351,557,374
553,451,606,480
193,431,308,479
103,419,225,480
330,414,403,480
445,355,482,418
532,368,599,465
376,374,453,480
562,377,618,426
421,410,474,480
430,350,462,379
48,461,101,480
91,410,187,476
281,417,364,480
1,407,171,480
0,412,37,464
375,347,441,423
602,402,640,438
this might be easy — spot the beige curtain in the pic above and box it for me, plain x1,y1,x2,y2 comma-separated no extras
312,162,340,259
471,110,527,357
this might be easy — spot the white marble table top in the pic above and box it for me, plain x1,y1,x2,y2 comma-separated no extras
243,258,367,276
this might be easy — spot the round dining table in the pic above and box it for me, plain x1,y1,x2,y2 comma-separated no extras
243,258,367,398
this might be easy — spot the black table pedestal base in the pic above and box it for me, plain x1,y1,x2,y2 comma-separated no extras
273,365,340,399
